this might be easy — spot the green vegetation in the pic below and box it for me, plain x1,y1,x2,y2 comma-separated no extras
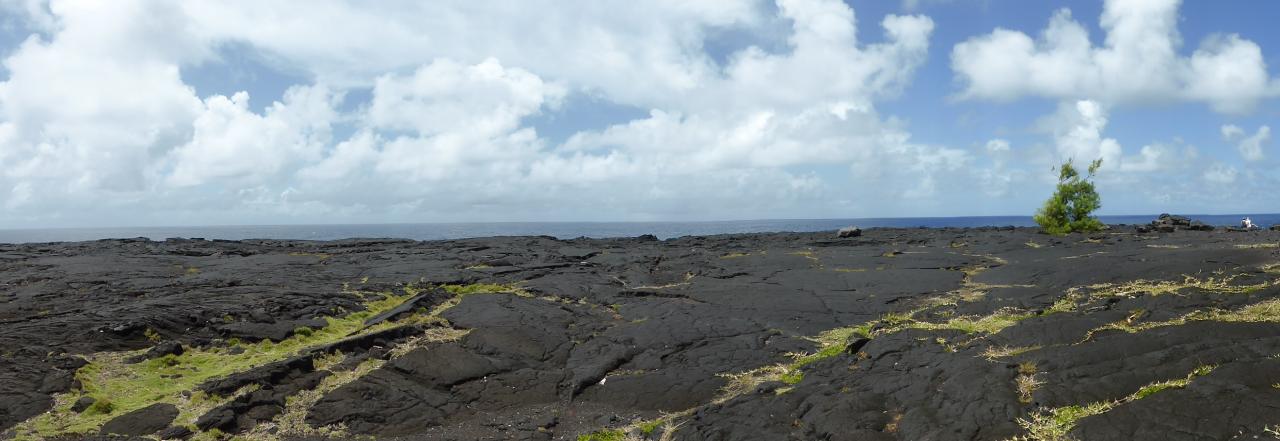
1034,159,1104,235
578,429,629,441
1014,365,1215,441
981,345,1041,360
237,355,399,440
779,369,805,385
1085,298,1280,341
10,282,523,440
1084,274,1273,300
908,309,1034,335
637,419,663,435
83,398,114,416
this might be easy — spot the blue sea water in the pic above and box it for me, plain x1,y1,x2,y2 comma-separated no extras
0,214,1275,244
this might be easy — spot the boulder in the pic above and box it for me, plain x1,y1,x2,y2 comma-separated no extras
127,341,184,364
1187,221,1214,231
70,396,95,413
836,227,862,238
1271,224,1280,232
100,403,178,436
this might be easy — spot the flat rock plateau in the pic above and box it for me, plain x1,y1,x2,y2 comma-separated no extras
3,227,1280,441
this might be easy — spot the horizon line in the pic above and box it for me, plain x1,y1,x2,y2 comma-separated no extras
1,212,1273,232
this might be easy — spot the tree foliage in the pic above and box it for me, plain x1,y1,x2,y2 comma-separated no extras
1035,159,1103,235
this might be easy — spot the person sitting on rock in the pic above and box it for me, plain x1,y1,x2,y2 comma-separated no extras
1243,217,1256,229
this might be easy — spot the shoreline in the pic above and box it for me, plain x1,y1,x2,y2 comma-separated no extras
2,213,1277,244
0,222,1270,246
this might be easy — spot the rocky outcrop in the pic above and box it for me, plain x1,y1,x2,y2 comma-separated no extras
1137,213,1214,233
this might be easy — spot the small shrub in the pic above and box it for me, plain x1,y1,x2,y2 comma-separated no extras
1035,159,1104,235
293,326,314,338
83,398,114,415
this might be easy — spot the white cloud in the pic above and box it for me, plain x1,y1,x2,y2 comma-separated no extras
366,58,564,137
1041,100,1122,166
984,139,1010,154
0,0,979,226
951,0,1279,113
1221,124,1245,140
2,0,1269,227
1221,124,1270,161
0,1,205,201
1203,163,1238,184
167,85,340,187
1039,99,1197,176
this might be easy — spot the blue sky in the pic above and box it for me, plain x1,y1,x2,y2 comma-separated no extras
0,0,1277,227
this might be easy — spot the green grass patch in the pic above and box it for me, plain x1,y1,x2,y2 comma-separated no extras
779,370,805,385
578,429,628,441
1085,298,1280,341
908,309,1034,335
1015,365,1215,440
637,419,662,435
11,282,523,440
443,282,523,296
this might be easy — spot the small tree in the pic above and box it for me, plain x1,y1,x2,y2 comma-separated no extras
1034,159,1103,235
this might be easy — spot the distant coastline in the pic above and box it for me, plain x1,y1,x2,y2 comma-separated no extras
1,214,1276,244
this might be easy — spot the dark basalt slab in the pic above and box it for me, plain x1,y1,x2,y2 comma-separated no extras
4,228,1280,440
100,403,177,436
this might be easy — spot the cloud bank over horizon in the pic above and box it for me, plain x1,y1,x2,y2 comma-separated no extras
0,0,1277,227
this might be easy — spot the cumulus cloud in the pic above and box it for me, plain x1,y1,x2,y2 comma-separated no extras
1039,99,1197,176
167,86,340,187
1040,100,1122,166
2,0,1269,227
951,0,1279,113
1221,124,1270,162
0,0,206,202
0,0,983,226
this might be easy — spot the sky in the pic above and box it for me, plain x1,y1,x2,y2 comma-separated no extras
0,0,1278,228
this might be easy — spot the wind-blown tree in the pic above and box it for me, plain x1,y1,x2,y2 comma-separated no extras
1035,159,1104,235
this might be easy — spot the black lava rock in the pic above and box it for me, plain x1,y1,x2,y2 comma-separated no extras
100,403,178,436
70,396,95,413
158,425,193,440
1148,214,1212,232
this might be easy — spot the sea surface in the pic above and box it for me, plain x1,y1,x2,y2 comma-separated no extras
1,214,1276,244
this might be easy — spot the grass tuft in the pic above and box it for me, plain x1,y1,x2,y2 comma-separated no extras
982,345,1042,360
1012,365,1215,440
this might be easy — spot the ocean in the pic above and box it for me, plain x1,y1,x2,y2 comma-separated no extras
0,214,1274,244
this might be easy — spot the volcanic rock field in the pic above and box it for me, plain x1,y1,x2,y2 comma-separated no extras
3,227,1280,440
